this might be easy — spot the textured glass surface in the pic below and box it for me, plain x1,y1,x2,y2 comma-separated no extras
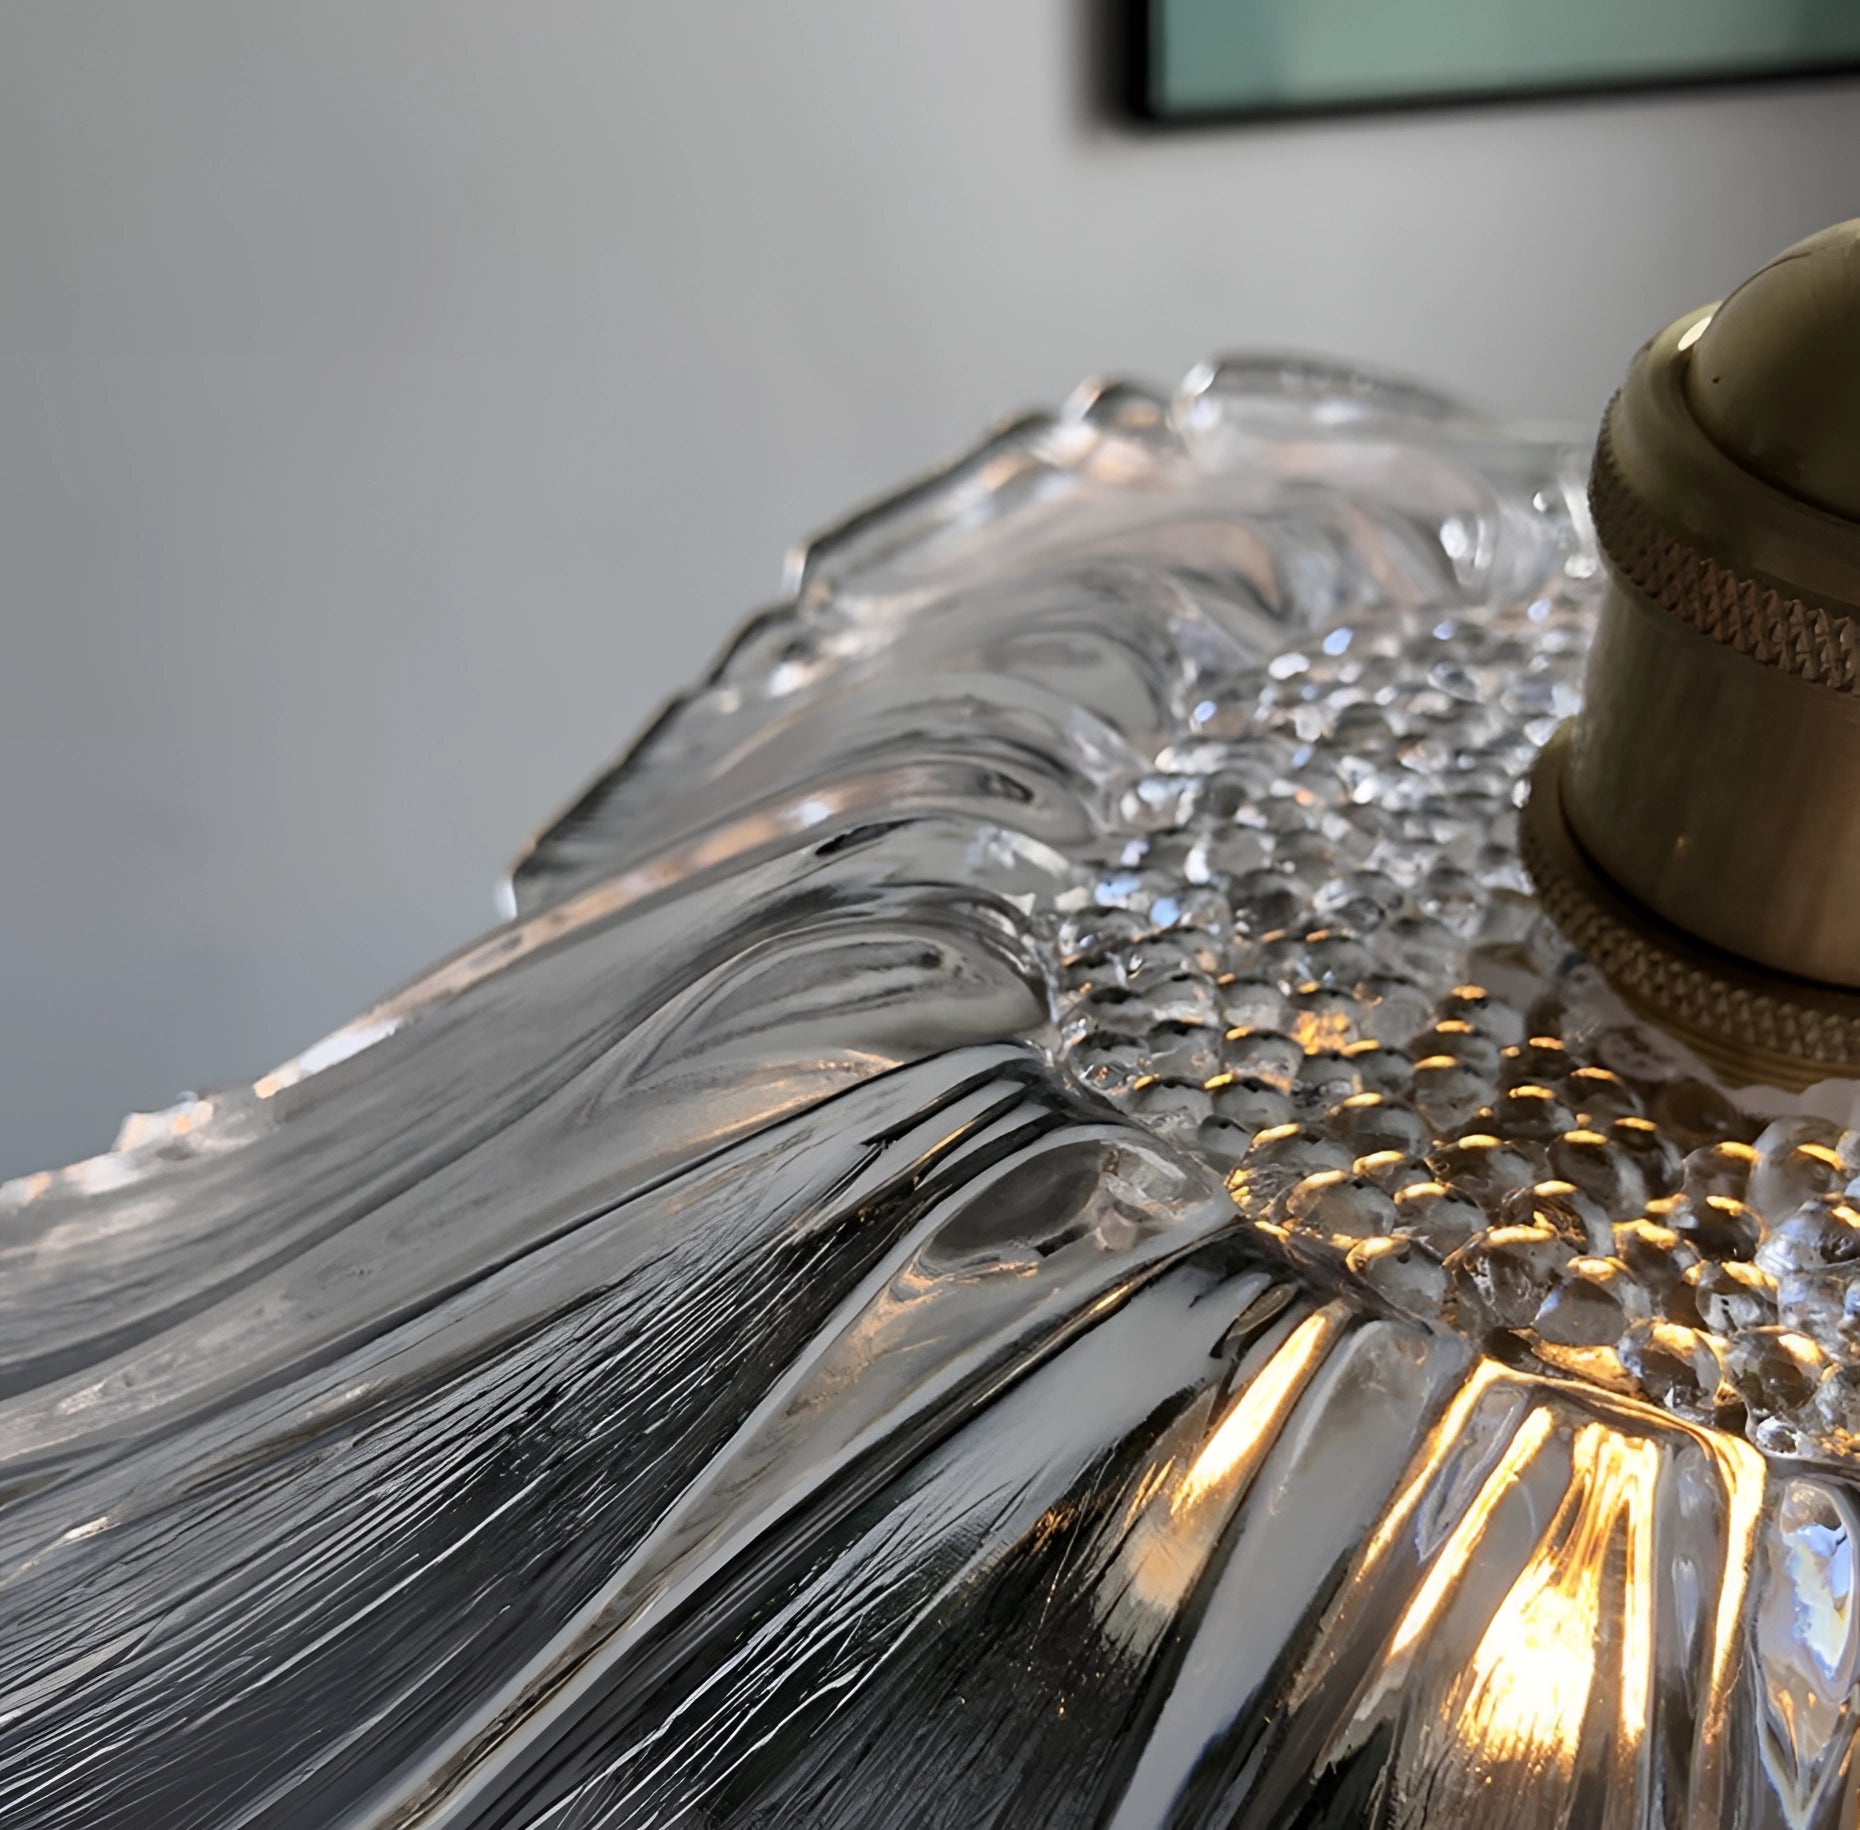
3,358,1859,1827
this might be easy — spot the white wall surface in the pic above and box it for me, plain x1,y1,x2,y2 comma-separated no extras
1,2,1856,1177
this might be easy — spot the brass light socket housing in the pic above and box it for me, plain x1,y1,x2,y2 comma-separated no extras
1524,221,1860,1090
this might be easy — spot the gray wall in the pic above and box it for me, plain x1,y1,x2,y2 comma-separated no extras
2,3,1856,1178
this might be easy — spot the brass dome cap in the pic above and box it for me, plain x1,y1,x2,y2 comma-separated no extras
1525,221,1860,1090
1685,220,1860,523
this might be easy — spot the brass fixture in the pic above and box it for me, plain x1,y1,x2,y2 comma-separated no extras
1522,220,1860,1089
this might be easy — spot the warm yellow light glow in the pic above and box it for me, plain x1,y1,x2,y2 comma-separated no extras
1461,1586,1597,1780
1114,1304,1343,1622
1295,1364,1774,1820
1282,1362,1529,1725
1451,1425,1659,1785
1289,1007,1354,1051
1695,1430,1767,1759
1387,1404,1557,1661
1173,1307,1340,1515
1615,1433,1658,1751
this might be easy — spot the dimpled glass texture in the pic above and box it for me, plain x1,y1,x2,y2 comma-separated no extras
4,358,1860,1830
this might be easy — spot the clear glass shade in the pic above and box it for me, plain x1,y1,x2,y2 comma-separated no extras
2,358,1856,1827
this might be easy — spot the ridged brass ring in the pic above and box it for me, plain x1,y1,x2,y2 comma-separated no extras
1522,728,1860,1092
1521,225,1860,1066
1589,410,1860,695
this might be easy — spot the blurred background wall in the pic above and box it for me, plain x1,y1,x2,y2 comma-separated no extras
1,2,1856,1178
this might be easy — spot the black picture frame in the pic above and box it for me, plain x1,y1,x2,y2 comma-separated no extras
1109,0,1860,130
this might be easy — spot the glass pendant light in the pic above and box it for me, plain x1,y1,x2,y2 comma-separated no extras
2,226,1857,1829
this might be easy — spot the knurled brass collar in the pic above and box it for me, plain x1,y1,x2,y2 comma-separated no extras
1524,220,1860,1088
1590,301,1860,696
1523,731,1860,1093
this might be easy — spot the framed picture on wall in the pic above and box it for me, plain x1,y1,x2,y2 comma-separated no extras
1123,0,1860,124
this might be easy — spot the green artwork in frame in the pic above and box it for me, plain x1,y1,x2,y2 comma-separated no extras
1132,0,1860,122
